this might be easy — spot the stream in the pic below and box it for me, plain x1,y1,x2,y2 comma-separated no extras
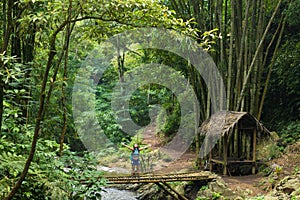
98,166,139,200
100,187,138,200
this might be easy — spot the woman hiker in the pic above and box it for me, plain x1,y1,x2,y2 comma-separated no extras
121,143,151,176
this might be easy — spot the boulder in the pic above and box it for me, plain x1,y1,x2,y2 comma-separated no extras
265,173,300,199
197,176,237,199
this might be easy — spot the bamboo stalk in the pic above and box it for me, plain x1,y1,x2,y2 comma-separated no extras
257,17,286,120
252,129,257,174
227,0,235,110
235,0,282,111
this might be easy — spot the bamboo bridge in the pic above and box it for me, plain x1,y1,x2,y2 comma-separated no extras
104,171,215,200
105,171,215,184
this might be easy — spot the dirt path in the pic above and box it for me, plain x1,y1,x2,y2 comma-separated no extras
141,122,162,148
223,174,267,197
140,122,196,173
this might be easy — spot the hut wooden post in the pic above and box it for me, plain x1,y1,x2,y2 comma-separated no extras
223,134,228,175
242,133,246,158
252,129,257,174
218,139,222,158
234,129,238,157
209,150,213,171
247,134,251,160
238,130,242,158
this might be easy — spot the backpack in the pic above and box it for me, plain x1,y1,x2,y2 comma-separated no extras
130,148,139,161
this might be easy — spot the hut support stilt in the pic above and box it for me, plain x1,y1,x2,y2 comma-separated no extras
209,151,213,171
234,129,238,157
252,129,257,174
223,134,228,175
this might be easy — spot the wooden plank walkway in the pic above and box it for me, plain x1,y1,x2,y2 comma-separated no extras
105,172,215,184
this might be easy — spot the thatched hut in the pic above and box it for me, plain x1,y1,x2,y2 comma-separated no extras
199,111,270,175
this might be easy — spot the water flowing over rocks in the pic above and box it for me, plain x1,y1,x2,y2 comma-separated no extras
100,187,138,200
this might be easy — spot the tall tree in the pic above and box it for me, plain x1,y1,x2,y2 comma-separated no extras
2,0,194,198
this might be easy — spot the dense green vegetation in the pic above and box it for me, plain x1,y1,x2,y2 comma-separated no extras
0,0,299,199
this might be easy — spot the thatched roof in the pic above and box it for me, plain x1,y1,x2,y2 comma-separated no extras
199,111,270,137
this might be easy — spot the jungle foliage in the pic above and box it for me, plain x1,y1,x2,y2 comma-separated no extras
0,0,299,199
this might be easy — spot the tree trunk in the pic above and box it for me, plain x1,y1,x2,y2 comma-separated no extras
60,1,73,156
11,1,21,62
0,0,14,133
194,99,200,168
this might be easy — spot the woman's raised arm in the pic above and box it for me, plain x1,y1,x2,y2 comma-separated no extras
139,144,151,151
121,143,134,150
